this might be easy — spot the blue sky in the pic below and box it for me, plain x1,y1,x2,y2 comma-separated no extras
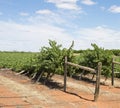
0,0,120,52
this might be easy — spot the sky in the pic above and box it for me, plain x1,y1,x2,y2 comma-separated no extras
0,0,120,52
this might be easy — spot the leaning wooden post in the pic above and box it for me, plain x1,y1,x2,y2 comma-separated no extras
94,62,102,102
111,58,114,86
64,56,67,92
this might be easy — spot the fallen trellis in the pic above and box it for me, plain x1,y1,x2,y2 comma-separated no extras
111,58,120,86
64,56,102,102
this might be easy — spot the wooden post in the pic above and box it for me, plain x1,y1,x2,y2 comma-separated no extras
64,56,67,92
111,58,114,86
94,62,102,102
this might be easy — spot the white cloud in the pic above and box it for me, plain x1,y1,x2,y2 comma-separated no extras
31,7,82,27
56,2,79,10
0,20,120,51
81,0,96,5
0,21,74,51
75,26,120,49
35,9,53,15
29,12,66,25
46,0,78,4
19,12,29,16
108,5,120,13
46,0,80,10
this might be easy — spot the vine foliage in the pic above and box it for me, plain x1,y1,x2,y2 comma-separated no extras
79,44,113,79
24,40,75,83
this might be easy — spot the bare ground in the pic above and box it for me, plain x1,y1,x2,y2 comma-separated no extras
0,69,120,108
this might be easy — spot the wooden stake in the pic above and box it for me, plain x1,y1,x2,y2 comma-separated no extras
112,58,114,86
64,56,67,92
94,62,102,102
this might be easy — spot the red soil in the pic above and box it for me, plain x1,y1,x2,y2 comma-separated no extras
0,69,120,108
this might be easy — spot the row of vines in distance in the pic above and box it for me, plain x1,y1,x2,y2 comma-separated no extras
0,40,120,82
0,51,36,71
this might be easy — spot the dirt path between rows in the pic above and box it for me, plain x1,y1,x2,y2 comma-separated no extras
0,69,120,108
